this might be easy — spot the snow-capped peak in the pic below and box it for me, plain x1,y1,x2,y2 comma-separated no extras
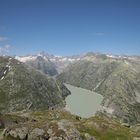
15,56,37,62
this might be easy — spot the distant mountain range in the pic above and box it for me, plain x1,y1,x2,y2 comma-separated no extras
15,52,140,75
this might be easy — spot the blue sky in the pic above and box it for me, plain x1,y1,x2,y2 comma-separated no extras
0,0,140,56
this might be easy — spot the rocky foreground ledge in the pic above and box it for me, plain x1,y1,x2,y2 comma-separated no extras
0,110,139,140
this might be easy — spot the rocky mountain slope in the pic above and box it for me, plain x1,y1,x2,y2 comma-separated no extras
57,53,140,124
0,56,70,113
0,110,136,140
15,55,58,76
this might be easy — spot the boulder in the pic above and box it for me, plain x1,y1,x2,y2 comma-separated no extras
85,133,96,140
3,127,28,140
28,128,50,140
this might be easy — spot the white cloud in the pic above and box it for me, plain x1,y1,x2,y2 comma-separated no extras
95,32,105,36
0,36,8,41
0,44,12,55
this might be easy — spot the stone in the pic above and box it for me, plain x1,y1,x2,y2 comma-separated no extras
133,137,140,140
28,128,49,140
85,133,96,140
2,127,28,140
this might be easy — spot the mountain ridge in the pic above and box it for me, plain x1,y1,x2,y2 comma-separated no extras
0,56,70,113
15,52,140,75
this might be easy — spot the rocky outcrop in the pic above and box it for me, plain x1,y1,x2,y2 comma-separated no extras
0,110,135,140
3,127,51,140
2,121,83,140
3,127,28,140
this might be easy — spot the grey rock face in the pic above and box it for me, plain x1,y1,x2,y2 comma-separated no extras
57,119,82,140
25,56,58,76
3,127,28,140
3,127,50,140
0,57,70,113
3,121,82,140
28,128,50,140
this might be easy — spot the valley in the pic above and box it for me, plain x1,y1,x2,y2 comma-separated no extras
0,52,140,140
1,0,140,139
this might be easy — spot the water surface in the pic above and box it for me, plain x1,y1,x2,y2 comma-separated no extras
65,84,103,118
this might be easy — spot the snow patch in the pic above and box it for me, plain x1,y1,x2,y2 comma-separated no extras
17,62,20,64
106,55,117,58
135,91,140,103
68,58,76,62
124,60,129,65
1,76,4,80
50,57,77,62
54,55,62,58
15,56,37,62
50,58,56,61
93,79,104,91
106,54,130,60
4,70,7,74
